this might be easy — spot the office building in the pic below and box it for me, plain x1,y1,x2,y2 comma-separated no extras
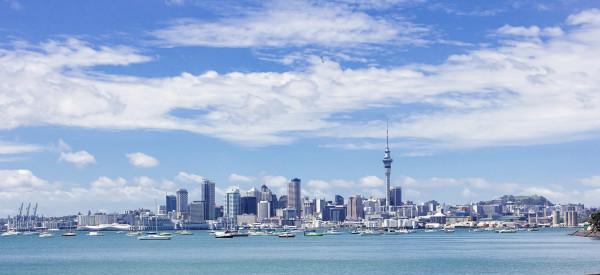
258,201,271,221
166,195,176,214
176,189,189,220
224,188,241,219
389,187,402,206
201,179,216,220
240,196,257,215
347,195,364,219
334,195,344,206
189,201,207,222
288,178,302,218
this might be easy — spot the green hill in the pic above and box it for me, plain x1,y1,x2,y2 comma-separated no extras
479,195,554,206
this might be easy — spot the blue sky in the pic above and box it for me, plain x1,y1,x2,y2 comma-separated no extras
2,0,600,216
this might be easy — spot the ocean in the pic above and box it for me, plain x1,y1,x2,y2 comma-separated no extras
1,228,598,274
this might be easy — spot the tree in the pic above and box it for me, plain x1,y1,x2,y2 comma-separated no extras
588,210,600,232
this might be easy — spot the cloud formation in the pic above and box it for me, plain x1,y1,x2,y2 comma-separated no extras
0,10,599,154
58,151,96,167
152,1,429,48
126,152,159,168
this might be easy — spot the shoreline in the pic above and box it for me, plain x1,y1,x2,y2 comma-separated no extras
569,230,600,238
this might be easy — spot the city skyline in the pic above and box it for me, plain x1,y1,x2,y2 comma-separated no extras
2,1,600,216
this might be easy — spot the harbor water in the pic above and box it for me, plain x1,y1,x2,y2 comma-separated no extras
1,228,598,274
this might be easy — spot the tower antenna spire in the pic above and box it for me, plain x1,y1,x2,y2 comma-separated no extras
386,121,389,148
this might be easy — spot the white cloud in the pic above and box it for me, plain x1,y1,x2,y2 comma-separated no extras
566,8,600,26
126,152,159,168
581,175,600,187
228,173,256,183
175,171,205,183
359,175,384,187
0,10,600,152
0,140,42,155
262,175,288,188
152,1,429,48
58,151,96,167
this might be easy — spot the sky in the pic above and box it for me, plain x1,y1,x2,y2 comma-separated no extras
1,0,600,216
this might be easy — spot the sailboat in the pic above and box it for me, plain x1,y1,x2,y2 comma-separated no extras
61,221,76,236
2,217,21,236
138,199,171,240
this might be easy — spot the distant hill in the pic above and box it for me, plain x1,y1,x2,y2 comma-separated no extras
479,195,554,206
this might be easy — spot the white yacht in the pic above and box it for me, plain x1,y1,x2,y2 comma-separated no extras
39,232,54,238
87,231,105,236
322,229,342,235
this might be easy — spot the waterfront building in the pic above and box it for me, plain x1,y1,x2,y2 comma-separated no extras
552,210,560,226
189,201,207,222
302,198,315,218
347,195,364,220
201,179,216,220
165,195,176,214
224,188,241,220
258,200,271,221
240,196,257,215
382,127,393,210
389,187,402,206
330,206,347,222
288,178,302,218
176,189,189,220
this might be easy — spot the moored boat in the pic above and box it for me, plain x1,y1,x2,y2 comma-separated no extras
278,232,295,238
322,229,342,235
304,230,323,237
61,232,76,237
87,231,105,236
359,230,383,236
138,234,172,240
39,232,54,238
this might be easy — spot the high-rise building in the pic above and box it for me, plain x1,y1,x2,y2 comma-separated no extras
189,201,207,222
201,179,216,220
334,195,344,205
165,195,176,213
246,187,260,198
347,195,364,220
258,201,271,221
176,189,189,219
288,178,302,218
240,196,257,215
224,188,240,219
260,185,272,202
382,127,393,209
552,210,560,226
389,187,402,206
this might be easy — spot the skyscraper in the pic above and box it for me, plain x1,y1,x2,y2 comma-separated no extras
382,127,393,209
389,187,402,206
288,178,302,218
224,188,240,219
240,196,257,215
176,189,189,219
334,195,344,205
347,195,364,219
201,179,216,220
165,195,176,213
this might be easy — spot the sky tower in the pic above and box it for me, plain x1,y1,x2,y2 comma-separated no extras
382,126,393,209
